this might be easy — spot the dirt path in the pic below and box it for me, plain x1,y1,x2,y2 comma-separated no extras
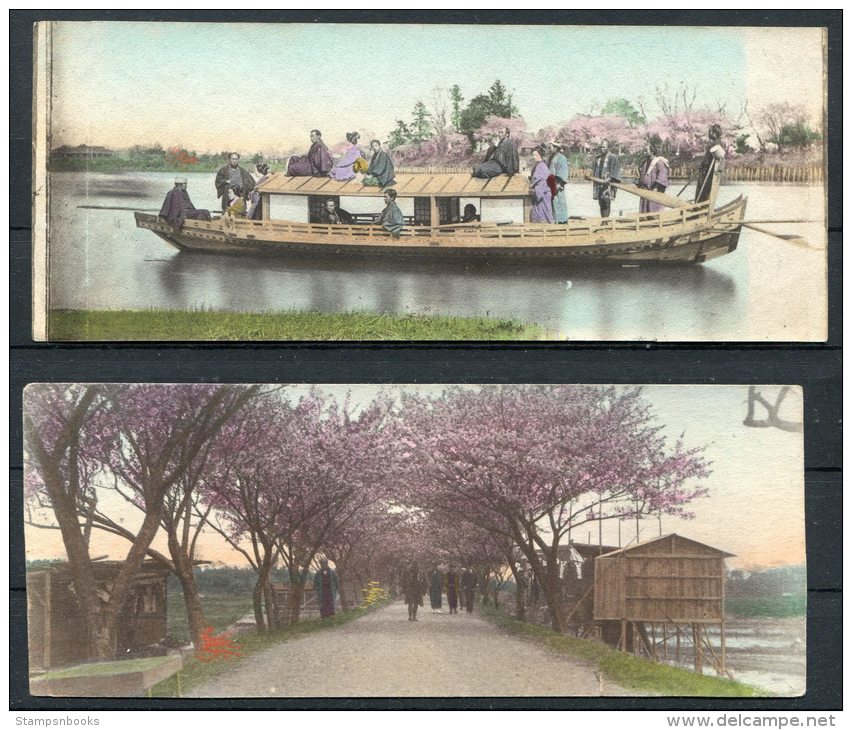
188,600,629,697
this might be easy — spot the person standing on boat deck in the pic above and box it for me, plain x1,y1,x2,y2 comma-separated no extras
312,559,339,619
591,139,621,218
375,189,404,238
247,163,269,220
637,136,670,213
695,124,726,204
158,177,211,228
321,199,354,225
287,129,334,177
548,141,570,223
529,146,555,223
471,134,502,178
363,139,396,187
215,152,255,212
329,132,365,182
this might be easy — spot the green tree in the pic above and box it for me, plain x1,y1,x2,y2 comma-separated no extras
457,80,520,140
388,119,412,149
777,123,820,148
450,85,464,132
600,98,646,127
410,101,433,143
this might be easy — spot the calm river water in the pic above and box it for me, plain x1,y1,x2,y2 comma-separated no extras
46,172,826,340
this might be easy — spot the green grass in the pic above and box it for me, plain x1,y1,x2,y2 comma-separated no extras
150,602,385,698
479,604,767,698
726,596,806,618
49,309,547,341
37,656,174,680
165,591,254,646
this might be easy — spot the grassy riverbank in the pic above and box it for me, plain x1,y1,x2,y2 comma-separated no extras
479,605,766,697
49,309,547,341
151,602,386,698
726,595,806,618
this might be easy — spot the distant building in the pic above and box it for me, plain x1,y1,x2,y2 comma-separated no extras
53,144,115,159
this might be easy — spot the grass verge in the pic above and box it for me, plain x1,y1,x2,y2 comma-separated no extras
165,591,253,646
49,309,547,341
150,602,385,698
479,604,767,697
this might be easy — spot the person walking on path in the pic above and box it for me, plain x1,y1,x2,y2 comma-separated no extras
446,565,460,614
313,559,339,619
402,563,425,621
461,567,477,613
428,566,444,613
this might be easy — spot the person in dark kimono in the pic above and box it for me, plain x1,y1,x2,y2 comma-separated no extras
548,141,570,223
312,559,339,618
591,139,621,218
320,199,354,224
529,146,554,223
428,566,443,612
158,177,211,228
363,139,396,187
247,163,269,220
375,189,404,238
215,153,255,212
287,129,334,177
461,567,477,613
446,565,460,614
695,124,726,204
461,204,480,222
471,134,502,178
402,563,425,621
636,136,670,213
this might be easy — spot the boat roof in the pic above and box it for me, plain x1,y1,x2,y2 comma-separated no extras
257,171,531,198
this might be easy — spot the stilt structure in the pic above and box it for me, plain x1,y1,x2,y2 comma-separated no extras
592,534,734,677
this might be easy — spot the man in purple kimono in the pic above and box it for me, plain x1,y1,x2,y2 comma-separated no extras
312,559,339,618
287,129,334,177
215,153,255,212
637,136,670,213
158,177,211,228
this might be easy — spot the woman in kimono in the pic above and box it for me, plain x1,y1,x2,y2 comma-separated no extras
637,136,670,213
226,185,246,217
529,146,554,224
247,163,269,220
329,131,364,182
548,141,570,223
428,566,443,612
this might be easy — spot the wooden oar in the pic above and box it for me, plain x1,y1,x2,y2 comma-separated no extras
739,223,820,250
585,175,689,209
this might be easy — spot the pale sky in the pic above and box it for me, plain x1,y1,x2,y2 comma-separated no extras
45,22,824,154
24,385,805,571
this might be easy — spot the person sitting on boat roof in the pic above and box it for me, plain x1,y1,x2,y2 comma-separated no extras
321,199,354,225
362,139,396,188
636,135,670,213
287,129,334,177
548,141,570,224
375,189,404,239
591,139,621,218
461,203,480,223
695,124,726,204
247,163,270,220
472,127,520,179
529,146,555,224
330,132,366,182
158,177,212,228
215,152,256,212
226,185,247,217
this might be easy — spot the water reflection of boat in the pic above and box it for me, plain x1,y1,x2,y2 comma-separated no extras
136,170,746,265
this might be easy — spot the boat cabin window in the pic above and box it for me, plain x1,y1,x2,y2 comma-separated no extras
308,195,339,223
437,198,460,225
413,197,431,226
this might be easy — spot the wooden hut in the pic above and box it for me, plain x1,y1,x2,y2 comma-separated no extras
27,560,170,672
593,534,734,674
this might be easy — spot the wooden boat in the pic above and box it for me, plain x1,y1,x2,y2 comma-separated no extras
135,168,747,265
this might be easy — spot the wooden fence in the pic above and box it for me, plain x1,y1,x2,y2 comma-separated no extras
396,164,823,184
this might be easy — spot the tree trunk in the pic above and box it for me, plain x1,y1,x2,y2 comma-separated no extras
263,582,277,630
252,578,267,631
176,568,206,648
288,581,305,624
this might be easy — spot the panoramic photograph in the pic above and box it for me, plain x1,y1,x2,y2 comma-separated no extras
23,384,806,698
32,22,827,342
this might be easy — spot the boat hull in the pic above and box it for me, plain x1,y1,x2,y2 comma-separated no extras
136,197,746,265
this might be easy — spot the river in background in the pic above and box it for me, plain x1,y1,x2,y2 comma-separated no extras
45,172,826,340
